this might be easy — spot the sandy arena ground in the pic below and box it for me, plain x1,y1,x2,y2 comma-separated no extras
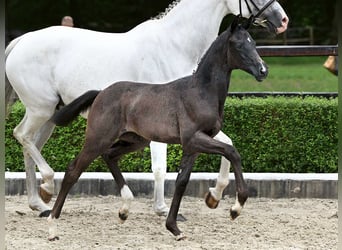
5,195,337,249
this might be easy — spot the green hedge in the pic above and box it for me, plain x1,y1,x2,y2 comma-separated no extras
5,97,338,173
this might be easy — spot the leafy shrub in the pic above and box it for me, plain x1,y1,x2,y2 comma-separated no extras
5,96,337,173
222,97,337,173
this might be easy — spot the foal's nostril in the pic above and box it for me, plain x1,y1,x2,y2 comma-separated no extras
260,65,267,75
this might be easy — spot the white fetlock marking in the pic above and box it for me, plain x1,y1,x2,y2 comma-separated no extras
47,215,57,240
175,233,187,241
120,185,134,218
211,131,232,202
231,192,243,215
208,187,220,201
209,158,230,201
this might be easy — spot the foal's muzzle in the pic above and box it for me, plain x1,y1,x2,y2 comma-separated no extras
255,62,268,82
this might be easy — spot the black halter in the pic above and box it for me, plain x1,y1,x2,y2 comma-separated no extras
239,0,277,19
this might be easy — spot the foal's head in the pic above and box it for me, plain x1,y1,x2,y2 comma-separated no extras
228,17,268,82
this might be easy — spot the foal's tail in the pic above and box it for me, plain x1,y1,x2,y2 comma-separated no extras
51,90,100,126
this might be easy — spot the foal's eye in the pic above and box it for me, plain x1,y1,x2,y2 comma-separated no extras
246,37,256,47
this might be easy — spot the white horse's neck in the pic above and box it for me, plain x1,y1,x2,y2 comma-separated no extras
156,0,230,66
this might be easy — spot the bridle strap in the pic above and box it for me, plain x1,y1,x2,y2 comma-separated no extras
239,0,277,18
246,0,260,12
239,0,253,16
254,0,277,18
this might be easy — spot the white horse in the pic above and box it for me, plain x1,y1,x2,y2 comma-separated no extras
5,0,288,217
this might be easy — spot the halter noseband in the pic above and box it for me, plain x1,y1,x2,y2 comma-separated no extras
239,0,277,20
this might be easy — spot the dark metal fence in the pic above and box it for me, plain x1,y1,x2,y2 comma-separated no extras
228,92,338,99
257,45,338,57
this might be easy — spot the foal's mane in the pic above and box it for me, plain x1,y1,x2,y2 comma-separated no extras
152,0,182,20
193,28,231,74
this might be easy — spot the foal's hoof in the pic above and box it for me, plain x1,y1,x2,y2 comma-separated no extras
119,212,128,223
48,236,60,241
175,233,187,241
39,187,53,204
230,209,240,220
39,210,52,218
204,192,219,209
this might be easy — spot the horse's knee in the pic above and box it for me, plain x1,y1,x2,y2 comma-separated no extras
226,146,241,164
175,175,189,191
153,167,166,182
63,167,81,186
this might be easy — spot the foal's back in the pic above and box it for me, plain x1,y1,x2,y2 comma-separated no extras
87,75,218,144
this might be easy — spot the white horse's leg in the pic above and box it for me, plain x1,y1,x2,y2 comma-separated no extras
205,130,232,209
13,111,55,211
24,150,51,213
150,141,169,216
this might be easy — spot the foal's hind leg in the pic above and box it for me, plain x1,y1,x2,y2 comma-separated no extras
205,130,232,209
102,136,150,223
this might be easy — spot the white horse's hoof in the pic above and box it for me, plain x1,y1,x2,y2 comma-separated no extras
39,210,51,218
154,205,169,216
39,186,53,203
204,192,220,209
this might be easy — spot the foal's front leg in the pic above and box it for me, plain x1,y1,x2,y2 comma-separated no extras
165,153,197,240
187,132,248,220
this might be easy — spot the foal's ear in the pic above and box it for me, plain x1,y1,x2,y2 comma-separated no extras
242,15,254,30
231,15,240,33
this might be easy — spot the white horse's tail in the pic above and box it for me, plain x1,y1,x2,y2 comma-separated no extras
5,36,23,116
